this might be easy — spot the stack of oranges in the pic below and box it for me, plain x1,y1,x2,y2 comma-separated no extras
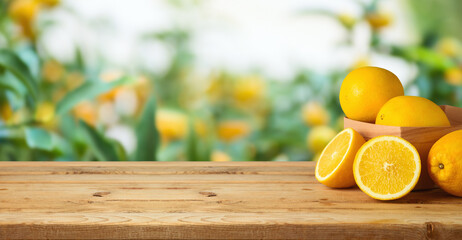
315,66,462,200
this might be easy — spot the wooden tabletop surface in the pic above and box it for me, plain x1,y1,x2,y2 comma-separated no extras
0,161,461,239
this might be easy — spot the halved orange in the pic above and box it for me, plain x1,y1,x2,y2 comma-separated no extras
315,128,365,188
353,136,421,200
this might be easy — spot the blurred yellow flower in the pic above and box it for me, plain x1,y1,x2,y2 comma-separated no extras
65,72,85,90
100,70,123,82
35,0,60,8
302,101,330,126
11,108,27,124
337,14,356,29
352,57,370,69
445,67,462,86
211,150,231,162
96,74,150,117
233,75,265,105
9,0,40,38
42,60,64,83
98,87,124,103
366,12,392,31
307,126,336,153
437,38,461,57
217,120,251,143
156,109,188,143
73,101,97,126
35,101,55,123
0,103,13,122
206,73,231,103
98,70,125,103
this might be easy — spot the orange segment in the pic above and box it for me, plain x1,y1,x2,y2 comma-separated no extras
315,128,365,188
353,136,421,200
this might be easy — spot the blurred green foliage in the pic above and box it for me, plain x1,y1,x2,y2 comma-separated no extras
408,0,462,40
0,0,461,162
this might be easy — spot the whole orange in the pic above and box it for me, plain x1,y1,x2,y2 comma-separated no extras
428,130,462,197
376,96,450,127
339,67,404,123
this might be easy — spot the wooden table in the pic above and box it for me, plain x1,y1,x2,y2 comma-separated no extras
0,161,461,239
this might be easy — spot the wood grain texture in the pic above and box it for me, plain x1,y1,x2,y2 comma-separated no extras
0,161,461,239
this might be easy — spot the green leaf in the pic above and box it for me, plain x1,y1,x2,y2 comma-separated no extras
186,117,212,161
0,143,32,161
134,96,159,161
50,133,72,156
79,120,124,161
200,137,212,162
0,127,23,140
0,50,38,103
56,76,131,115
186,118,202,161
24,127,53,151
416,74,432,99
75,47,85,71
0,72,24,97
157,141,183,161
395,47,455,70
108,138,128,161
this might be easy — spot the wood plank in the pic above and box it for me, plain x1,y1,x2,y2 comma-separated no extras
0,173,315,184
1,213,461,239
0,183,460,213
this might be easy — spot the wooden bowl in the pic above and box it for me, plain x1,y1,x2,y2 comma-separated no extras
344,105,462,190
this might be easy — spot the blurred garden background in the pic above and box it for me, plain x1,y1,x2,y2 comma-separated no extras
0,0,461,162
